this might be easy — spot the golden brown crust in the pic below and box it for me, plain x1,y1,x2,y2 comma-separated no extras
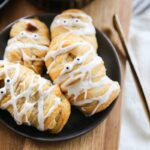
45,33,120,116
62,9,86,14
51,9,98,49
79,89,120,115
4,18,50,74
0,61,70,133
10,18,50,46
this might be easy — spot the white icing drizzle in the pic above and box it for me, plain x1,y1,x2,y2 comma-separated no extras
51,12,96,35
6,42,48,52
37,79,61,130
73,82,119,116
45,40,85,60
46,35,120,115
4,42,48,61
67,76,112,100
0,62,61,130
56,55,102,85
8,31,44,44
4,19,49,63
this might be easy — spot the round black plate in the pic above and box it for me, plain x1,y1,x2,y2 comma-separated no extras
0,14,121,141
0,0,10,10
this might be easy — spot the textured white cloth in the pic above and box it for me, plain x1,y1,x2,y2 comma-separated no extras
119,1,150,150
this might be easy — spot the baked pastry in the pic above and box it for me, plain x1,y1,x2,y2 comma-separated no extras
4,18,50,74
0,61,70,133
45,33,120,116
51,9,97,49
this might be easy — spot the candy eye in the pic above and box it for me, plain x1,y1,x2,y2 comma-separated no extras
0,91,4,94
74,19,80,23
5,77,11,84
63,19,67,24
32,33,39,39
66,66,70,70
20,31,25,37
75,57,82,64
0,88,6,95
65,64,73,72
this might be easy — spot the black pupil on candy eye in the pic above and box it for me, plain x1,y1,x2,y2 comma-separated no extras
77,58,80,61
76,19,79,22
1,91,3,94
66,67,69,70
7,79,10,82
64,20,66,23
33,34,38,38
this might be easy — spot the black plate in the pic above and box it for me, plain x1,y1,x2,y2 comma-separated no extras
0,14,121,141
0,0,10,10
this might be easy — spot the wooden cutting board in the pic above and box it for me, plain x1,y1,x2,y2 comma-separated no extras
0,0,131,149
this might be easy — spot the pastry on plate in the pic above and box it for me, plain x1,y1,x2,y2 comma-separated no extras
4,18,50,74
45,33,120,116
51,9,97,49
0,61,70,133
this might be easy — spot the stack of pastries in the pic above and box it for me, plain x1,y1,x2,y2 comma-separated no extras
0,9,120,134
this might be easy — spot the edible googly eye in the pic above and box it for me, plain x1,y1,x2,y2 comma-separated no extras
20,31,25,37
75,57,82,64
66,66,70,70
7,79,10,83
65,64,73,72
63,19,68,24
32,33,39,39
0,88,6,95
74,19,80,23
0,91,4,94
5,77,11,84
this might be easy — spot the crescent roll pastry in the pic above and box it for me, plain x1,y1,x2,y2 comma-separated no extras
4,18,50,74
51,9,97,49
0,61,70,133
45,33,120,116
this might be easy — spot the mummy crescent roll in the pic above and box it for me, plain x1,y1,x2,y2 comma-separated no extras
0,61,71,133
4,18,50,74
45,33,120,116
51,9,98,50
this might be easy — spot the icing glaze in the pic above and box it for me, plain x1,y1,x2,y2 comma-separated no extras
4,42,48,62
51,12,96,35
67,76,112,100
6,42,48,52
4,19,49,66
9,31,40,42
45,40,85,60
56,55,102,85
46,35,119,115
73,82,119,116
51,18,95,35
0,62,61,130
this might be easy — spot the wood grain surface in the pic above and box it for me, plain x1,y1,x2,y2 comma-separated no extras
0,0,131,150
